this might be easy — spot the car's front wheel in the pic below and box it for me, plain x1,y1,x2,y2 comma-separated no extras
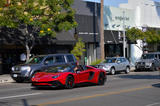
110,67,116,75
151,64,157,71
65,75,75,89
125,67,130,74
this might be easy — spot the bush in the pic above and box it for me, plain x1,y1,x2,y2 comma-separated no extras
90,59,103,66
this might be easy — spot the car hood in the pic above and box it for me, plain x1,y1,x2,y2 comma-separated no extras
98,63,115,66
32,72,62,82
14,63,41,67
138,59,153,63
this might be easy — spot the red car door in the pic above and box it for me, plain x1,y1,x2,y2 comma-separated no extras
76,70,90,83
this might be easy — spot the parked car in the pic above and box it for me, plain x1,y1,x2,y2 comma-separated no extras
96,57,130,75
11,54,76,83
135,52,160,71
31,64,106,89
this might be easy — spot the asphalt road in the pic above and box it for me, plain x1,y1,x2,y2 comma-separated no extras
0,71,160,106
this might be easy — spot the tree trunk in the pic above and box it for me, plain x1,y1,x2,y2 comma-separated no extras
26,44,31,62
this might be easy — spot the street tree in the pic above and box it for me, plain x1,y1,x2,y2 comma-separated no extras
0,0,77,62
126,27,160,43
126,27,144,41
71,38,86,63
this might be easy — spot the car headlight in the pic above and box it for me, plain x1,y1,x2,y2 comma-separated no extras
145,63,152,66
11,67,15,71
20,66,31,71
102,65,111,70
52,75,60,79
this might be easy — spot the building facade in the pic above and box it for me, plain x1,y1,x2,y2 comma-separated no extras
0,0,101,74
120,0,160,64
103,6,135,58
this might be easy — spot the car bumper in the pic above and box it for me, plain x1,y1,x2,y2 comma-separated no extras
10,73,30,81
31,80,64,88
136,65,152,70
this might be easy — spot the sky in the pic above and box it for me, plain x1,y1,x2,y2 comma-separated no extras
84,0,160,7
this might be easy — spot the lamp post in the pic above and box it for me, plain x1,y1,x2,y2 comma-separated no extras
123,11,126,58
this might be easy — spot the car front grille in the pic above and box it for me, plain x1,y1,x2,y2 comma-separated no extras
14,66,21,72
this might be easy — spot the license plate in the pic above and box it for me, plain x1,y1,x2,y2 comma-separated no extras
13,74,18,78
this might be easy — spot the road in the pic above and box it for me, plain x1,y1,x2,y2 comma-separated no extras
0,71,160,106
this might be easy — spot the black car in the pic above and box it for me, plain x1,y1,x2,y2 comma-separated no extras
11,54,76,83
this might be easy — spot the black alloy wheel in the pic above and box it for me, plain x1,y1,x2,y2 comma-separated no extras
98,72,106,85
65,75,75,89
151,64,156,71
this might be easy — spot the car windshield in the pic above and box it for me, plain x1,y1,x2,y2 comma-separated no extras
142,54,154,59
104,58,116,63
27,56,45,64
45,65,74,73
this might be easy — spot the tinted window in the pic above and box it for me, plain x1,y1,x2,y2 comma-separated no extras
45,65,74,73
45,57,54,65
54,56,65,63
142,54,155,59
104,58,116,63
27,56,45,64
121,58,126,62
117,58,121,63
67,55,74,62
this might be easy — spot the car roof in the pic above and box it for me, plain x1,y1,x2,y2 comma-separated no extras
106,57,125,59
143,52,160,55
34,53,74,57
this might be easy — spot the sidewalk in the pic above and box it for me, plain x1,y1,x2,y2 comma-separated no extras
0,74,14,83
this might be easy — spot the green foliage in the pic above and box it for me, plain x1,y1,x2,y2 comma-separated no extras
126,27,144,41
90,59,102,66
0,0,77,37
144,29,160,43
71,38,86,61
126,27,160,44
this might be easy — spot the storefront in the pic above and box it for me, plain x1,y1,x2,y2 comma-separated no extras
0,31,76,74
103,6,135,58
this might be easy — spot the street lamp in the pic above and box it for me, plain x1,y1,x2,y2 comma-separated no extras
123,11,126,58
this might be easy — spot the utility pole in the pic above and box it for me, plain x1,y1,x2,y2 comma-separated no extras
123,11,126,58
100,0,104,60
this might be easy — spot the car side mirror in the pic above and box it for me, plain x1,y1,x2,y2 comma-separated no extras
76,69,81,73
117,60,121,63
44,61,49,65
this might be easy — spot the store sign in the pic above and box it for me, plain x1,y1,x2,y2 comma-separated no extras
104,6,135,31
115,16,130,21
78,32,99,35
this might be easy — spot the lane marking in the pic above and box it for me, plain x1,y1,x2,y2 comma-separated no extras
0,87,31,92
0,93,42,100
146,103,160,106
37,86,152,106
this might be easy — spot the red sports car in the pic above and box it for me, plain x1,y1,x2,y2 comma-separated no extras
31,64,106,89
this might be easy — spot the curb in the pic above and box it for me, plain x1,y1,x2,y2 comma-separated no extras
0,79,14,83
0,75,14,84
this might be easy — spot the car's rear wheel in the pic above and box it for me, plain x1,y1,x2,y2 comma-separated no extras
98,72,106,85
110,67,116,75
125,67,130,74
65,75,75,89
151,64,156,71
